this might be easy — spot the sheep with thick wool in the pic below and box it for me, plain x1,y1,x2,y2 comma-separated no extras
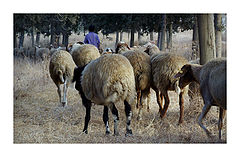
49,50,76,106
115,41,131,54
175,58,226,139
122,50,152,120
151,53,189,124
71,44,100,68
73,54,137,136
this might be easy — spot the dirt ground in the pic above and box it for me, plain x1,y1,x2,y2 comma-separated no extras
13,59,226,144
13,31,226,143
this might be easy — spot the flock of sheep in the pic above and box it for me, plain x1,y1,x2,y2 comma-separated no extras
47,41,226,140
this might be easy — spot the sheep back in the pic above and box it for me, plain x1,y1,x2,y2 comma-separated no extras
200,58,226,109
36,47,50,60
81,54,136,106
49,50,76,84
151,53,188,92
71,44,100,68
122,50,151,91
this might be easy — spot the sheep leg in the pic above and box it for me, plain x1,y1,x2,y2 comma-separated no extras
160,93,169,118
198,104,212,137
83,104,91,134
136,89,142,109
178,91,184,124
56,84,62,106
146,92,151,112
124,100,133,136
110,103,119,136
79,88,92,134
218,108,226,140
137,90,144,121
62,79,68,107
154,89,163,113
103,106,110,135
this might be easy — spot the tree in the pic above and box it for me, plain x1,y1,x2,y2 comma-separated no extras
160,14,166,51
214,14,223,58
198,14,216,65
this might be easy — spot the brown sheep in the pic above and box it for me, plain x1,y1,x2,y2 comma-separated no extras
115,41,131,54
175,58,226,139
151,53,189,124
122,50,152,120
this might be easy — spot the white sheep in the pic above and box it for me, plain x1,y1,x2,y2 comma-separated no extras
73,54,137,136
49,50,77,107
175,57,226,139
71,44,100,68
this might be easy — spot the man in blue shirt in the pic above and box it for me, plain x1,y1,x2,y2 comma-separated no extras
84,25,100,49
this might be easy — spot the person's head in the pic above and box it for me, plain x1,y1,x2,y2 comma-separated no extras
89,25,95,32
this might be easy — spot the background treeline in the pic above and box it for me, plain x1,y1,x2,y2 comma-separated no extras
14,13,226,64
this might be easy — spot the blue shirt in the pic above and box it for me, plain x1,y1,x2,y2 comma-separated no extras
84,32,100,49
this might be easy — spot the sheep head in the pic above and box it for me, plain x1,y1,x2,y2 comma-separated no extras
115,41,130,54
175,64,196,88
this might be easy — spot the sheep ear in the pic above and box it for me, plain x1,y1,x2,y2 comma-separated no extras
127,45,131,50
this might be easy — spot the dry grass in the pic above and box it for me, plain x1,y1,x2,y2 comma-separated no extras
13,31,226,143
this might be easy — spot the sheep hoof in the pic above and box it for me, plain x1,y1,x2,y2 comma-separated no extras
178,120,184,125
62,101,67,107
106,130,111,135
114,131,120,136
83,129,88,134
125,129,133,137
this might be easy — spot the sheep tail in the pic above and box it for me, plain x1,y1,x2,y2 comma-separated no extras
58,70,64,83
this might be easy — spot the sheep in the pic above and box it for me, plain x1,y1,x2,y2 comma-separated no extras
35,47,51,61
151,53,189,124
144,43,161,56
71,44,100,68
73,54,137,136
175,58,226,139
101,48,114,55
115,41,131,54
122,50,152,120
49,50,77,107
67,41,84,52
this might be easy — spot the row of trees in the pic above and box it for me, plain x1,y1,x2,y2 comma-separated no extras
14,13,226,64
14,14,196,48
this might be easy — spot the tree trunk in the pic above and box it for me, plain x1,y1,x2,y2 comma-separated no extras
31,27,34,48
214,14,222,58
198,14,216,65
160,14,166,51
64,34,69,48
193,16,199,41
167,22,173,49
130,28,135,47
62,33,65,45
157,30,161,48
138,30,141,44
19,31,24,48
36,32,40,46
192,16,199,59
120,31,123,41
115,31,119,46
150,31,154,41
14,33,17,48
